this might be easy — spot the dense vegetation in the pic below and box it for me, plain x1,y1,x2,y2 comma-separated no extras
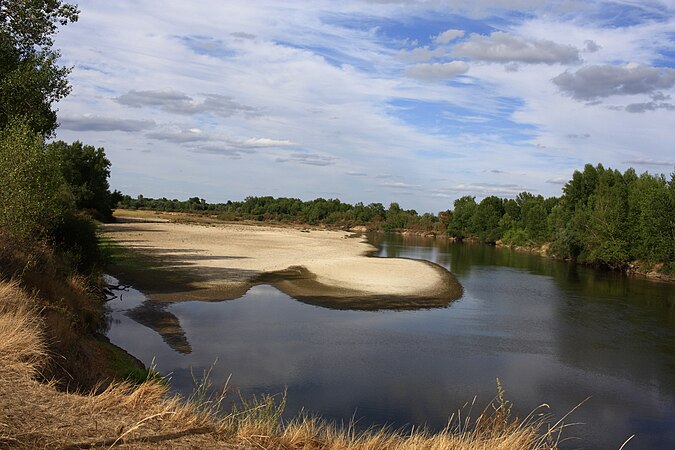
448,164,674,271
118,163,674,274
0,1,120,272
118,194,446,233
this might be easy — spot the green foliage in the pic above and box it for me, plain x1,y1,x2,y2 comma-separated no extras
118,195,438,232
0,0,79,136
471,196,504,243
447,196,476,239
443,163,673,272
627,172,674,262
47,140,115,221
501,228,531,247
50,211,101,272
0,119,74,241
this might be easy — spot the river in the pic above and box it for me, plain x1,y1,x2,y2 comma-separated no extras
105,233,675,449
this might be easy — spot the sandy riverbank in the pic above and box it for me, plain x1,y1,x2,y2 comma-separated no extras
101,215,461,309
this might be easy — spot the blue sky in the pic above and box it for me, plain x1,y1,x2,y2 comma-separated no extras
53,0,675,213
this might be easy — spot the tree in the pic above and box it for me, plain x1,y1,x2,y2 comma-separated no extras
0,119,73,240
471,196,504,243
627,172,673,263
448,196,476,239
47,140,115,221
582,169,629,267
521,194,548,242
0,0,79,136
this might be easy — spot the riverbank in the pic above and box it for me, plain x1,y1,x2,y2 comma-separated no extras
0,233,565,449
101,211,462,310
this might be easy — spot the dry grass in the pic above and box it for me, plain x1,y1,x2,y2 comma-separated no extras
0,278,566,449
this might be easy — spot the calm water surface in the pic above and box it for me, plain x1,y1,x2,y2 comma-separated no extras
105,234,675,449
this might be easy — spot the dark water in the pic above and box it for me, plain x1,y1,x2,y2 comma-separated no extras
105,234,675,449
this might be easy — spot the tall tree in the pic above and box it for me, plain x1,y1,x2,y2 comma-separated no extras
0,0,79,136
471,196,504,243
448,196,476,239
47,140,115,220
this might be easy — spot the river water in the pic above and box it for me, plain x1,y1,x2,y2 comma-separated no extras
105,233,675,449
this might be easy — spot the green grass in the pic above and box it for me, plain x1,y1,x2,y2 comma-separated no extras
100,338,164,385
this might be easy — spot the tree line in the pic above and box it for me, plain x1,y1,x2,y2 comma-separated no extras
119,163,674,273
118,194,445,233
448,164,674,271
0,1,118,272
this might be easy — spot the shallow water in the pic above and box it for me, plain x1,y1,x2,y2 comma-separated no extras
105,234,675,449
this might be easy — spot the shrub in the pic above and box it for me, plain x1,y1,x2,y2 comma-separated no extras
0,119,74,242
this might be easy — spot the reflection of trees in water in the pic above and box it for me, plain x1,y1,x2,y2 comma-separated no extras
372,232,675,397
126,302,193,354
552,265,675,390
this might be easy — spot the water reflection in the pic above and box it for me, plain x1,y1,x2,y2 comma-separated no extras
106,235,675,450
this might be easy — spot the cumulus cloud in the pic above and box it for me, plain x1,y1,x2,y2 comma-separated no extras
59,115,156,132
116,90,257,117
584,40,601,53
553,64,675,101
434,29,464,44
546,177,568,185
452,31,580,64
566,133,591,139
404,61,469,81
396,46,446,62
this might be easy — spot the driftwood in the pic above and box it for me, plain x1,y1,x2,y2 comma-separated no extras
103,282,131,301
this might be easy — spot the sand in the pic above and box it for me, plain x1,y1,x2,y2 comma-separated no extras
101,217,462,309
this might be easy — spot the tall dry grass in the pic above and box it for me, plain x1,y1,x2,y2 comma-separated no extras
0,278,567,449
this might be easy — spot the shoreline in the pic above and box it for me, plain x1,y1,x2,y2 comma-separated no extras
101,212,462,310
109,209,674,285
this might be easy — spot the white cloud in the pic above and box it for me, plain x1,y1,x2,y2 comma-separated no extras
243,138,295,147
275,152,336,166
404,61,469,81
396,46,446,62
546,177,568,185
453,31,580,64
434,29,464,44
49,0,675,212
116,90,257,117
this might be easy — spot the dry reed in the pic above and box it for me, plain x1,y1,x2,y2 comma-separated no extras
0,279,568,449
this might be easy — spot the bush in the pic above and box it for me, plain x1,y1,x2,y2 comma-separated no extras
50,211,100,272
501,228,531,247
0,119,74,242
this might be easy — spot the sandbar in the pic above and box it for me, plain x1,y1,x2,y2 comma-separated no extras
101,217,462,310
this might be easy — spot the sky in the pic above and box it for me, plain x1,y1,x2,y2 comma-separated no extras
52,0,675,213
